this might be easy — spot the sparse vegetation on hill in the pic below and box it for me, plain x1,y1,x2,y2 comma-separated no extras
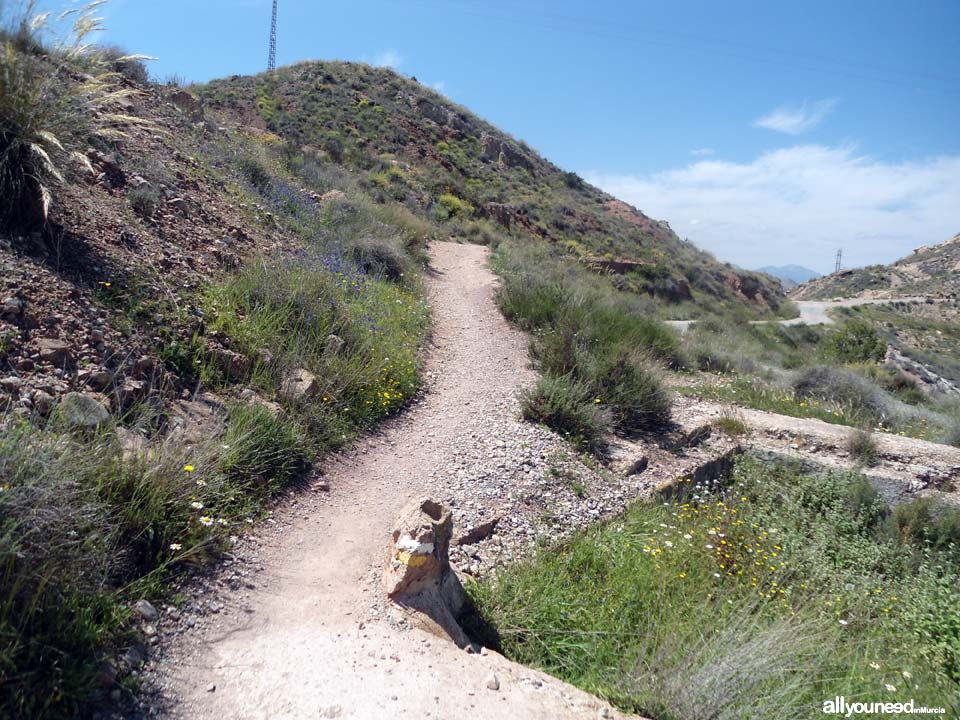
1,3,955,717
467,456,960,718
197,60,787,317
793,234,960,300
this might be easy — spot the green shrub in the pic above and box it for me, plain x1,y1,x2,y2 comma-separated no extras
944,422,960,448
467,457,960,716
846,428,879,466
497,278,569,332
127,183,161,218
436,193,473,218
348,235,410,282
684,342,735,374
0,404,311,718
521,375,610,451
587,348,671,432
95,44,150,84
238,156,273,192
713,414,749,437
792,365,891,424
884,497,960,552
819,318,886,364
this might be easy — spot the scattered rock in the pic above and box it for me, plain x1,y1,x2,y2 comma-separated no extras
210,347,251,381
118,644,146,673
32,390,55,415
454,516,501,546
280,368,319,401
485,673,500,691
38,338,73,368
134,599,159,622
1,296,24,318
238,388,282,416
169,89,204,121
0,376,22,394
83,368,113,392
623,456,649,477
57,392,110,431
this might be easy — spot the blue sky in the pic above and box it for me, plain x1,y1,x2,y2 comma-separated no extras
52,1,960,271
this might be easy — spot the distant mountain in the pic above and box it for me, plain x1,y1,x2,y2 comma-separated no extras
758,265,822,285
792,234,960,300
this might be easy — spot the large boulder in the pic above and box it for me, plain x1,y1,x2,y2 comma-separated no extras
383,499,470,647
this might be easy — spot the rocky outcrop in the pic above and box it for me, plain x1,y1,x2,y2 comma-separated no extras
580,256,651,275
168,90,204,122
480,202,547,237
480,135,535,173
383,498,470,647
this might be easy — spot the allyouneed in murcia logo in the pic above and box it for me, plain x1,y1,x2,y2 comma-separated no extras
822,697,946,717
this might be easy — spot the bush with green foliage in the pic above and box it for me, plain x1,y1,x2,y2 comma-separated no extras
347,235,411,282
127,183,161,218
792,365,891,424
521,375,611,451
95,44,151,84
435,192,474,220
0,404,308,718
819,318,887,364
846,428,879,466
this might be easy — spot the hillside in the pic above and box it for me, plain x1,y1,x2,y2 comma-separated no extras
792,233,960,300
197,61,786,314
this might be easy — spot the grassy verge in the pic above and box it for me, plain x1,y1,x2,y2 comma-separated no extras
466,456,960,718
678,376,943,442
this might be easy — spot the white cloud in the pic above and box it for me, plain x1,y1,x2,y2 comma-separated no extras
754,99,838,135
690,148,714,157
586,146,960,272
431,80,447,93
370,49,403,69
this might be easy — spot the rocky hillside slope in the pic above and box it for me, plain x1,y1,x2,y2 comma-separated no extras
793,233,960,300
198,61,785,311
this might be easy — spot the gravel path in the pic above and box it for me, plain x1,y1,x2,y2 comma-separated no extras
137,241,655,720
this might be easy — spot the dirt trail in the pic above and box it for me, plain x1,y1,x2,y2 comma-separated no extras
152,242,634,719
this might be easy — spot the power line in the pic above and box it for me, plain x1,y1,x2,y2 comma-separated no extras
267,0,278,72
